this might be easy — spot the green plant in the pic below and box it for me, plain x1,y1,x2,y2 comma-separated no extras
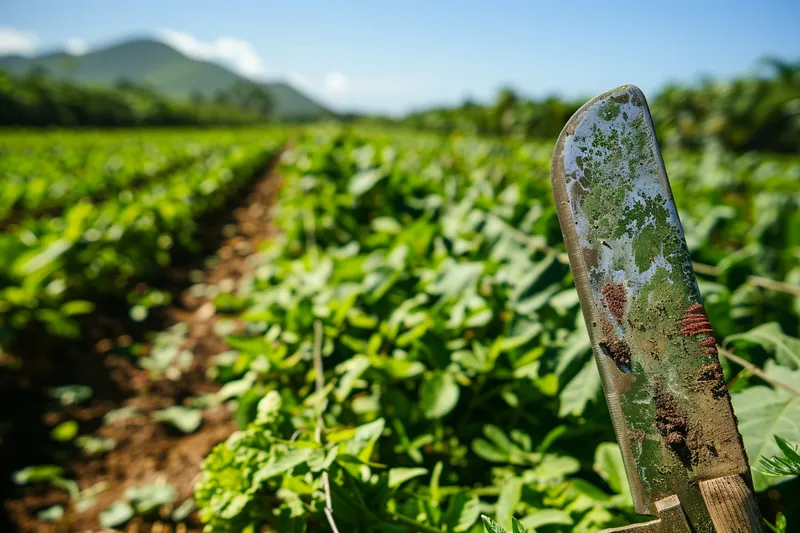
0,128,284,350
759,436,800,477
191,128,800,531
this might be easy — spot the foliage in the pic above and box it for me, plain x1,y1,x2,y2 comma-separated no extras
652,57,800,153
0,128,284,352
98,482,178,528
760,437,800,477
1,120,798,530
193,128,800,531
481,515,528,533
0,38,332,121
393,57,800,154
0,69,269,127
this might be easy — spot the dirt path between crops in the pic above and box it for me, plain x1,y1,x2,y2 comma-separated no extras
4,150,285,533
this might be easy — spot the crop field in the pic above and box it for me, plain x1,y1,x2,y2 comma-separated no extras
1,126,799,532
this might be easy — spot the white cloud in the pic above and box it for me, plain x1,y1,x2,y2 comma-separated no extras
0,26,39,56
324,71,348,92
156,28,267,79
65,38,88,56
285,70,442,114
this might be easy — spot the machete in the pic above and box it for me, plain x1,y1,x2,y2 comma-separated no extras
550,85,765,532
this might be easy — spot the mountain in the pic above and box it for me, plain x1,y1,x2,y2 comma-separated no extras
0,38,332,120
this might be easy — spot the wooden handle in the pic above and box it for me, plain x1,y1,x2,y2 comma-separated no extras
700,475,766,533
601,477,766,533
599,495,692,533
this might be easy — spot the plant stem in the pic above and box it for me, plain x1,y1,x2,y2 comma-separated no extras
312,319,338,532
718,346,800,395
693,261,800,297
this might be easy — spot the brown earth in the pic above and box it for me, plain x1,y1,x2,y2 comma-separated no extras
2,151,283,533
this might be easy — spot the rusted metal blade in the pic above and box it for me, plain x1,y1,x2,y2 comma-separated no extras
550,85,756,532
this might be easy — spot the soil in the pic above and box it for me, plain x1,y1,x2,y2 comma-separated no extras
694,361,728,400
599,318,632,369
653,382,692,468
1,150,283,532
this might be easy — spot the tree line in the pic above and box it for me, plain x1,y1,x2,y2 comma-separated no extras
0,69,275,127
396,57,800,154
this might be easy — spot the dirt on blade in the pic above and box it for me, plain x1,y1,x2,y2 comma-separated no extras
3,150,284,533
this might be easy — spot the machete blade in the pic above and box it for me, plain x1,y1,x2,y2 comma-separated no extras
550,85,754,532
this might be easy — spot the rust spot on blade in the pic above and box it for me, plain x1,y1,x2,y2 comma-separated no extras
693,361,728,400
680,304,713,336
680,304,718,356
601,281,627,324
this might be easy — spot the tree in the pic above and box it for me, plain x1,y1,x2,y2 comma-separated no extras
190,90,206,105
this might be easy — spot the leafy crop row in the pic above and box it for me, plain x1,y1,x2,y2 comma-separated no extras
0,128,284,349
0,130,237,218
193,128,800,532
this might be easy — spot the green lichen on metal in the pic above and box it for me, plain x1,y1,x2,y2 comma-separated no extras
551,85,750,531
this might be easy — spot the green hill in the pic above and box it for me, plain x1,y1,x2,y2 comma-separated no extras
0,38,332,120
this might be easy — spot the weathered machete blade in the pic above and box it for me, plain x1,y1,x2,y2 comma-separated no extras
550,85,751,531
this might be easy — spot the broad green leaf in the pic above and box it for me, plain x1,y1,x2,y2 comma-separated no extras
594,443,631,497
152,406,203,434
345,418,386,461
731,363,800,490
509,253,562,315
335,354,370,402
255,390,282,423
388,467,428,488
37,505,64,522
496,477,522,530
48,385,92,406
99,500,135,529
427,260,483,297
558,357,601,417
481,514,508,533
725,323,800,369
421,372,460,419
254,448,315,483
512,517,529,533
61,300,95,316
50,420,79,442
554,320,592,378
570,478,612,502
14,238,70,275
520,509,573,529
444,491,481,532
528,454,580,485
126,482,177,514
472,438,511,463
349,168,386,196
13,465,64,485
172,499,196,522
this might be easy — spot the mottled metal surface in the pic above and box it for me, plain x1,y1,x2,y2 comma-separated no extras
550,85,751,531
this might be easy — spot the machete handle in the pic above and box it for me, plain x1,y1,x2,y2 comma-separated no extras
700,475,766,533
598,495,692,533
598,476,766,533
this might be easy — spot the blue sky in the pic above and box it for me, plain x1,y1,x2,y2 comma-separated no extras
1,0,798,115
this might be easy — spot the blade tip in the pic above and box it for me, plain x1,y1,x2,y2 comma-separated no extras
551,84,649,170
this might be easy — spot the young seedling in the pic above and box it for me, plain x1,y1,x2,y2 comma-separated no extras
551,86,765,532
